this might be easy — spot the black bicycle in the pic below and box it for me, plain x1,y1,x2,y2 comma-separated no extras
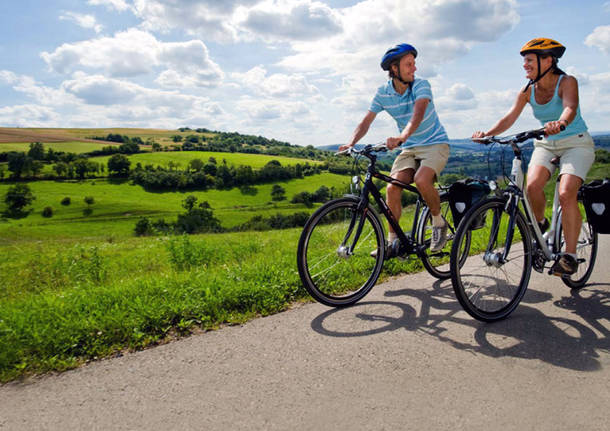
297,143,468,307
449,128,598,321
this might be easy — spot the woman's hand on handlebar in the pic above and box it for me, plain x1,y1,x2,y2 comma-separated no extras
338,144,353,152
544,120,565,136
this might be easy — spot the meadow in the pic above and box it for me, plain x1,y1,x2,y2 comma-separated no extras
1,128,608,382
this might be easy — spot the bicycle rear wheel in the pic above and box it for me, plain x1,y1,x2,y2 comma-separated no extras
450,198,532,322
556,200,598,289
297,197,385,307
418,194,470,279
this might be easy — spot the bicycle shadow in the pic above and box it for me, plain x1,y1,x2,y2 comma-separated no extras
310,278,608,372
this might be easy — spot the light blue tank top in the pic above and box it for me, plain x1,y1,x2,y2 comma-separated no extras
530,74,587,140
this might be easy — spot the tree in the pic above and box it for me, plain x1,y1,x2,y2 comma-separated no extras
107,154,131,176
4,184,35,214
271,184,286,201
27,142,45,160
7,152,32,179
189,158,204,172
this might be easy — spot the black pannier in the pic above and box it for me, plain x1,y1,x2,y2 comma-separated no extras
581,179,610,234
448,179,491,229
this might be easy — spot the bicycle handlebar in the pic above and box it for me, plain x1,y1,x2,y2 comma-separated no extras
472,125,565,146
335,142,388,157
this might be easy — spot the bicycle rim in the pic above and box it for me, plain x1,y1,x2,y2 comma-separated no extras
557,202,598,289
450,198,532,322
419,196,470,279
297,198,385,307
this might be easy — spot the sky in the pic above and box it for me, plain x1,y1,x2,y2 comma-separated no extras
1,0,610,147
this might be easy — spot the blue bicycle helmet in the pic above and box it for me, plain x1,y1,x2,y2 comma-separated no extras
381,43,417,71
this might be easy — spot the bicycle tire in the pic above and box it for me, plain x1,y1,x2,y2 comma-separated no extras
297,197,385,307
418,194,470,279
450,197,533,322
555,200,598,289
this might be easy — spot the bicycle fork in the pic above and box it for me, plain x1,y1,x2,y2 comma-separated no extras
484,194,520,267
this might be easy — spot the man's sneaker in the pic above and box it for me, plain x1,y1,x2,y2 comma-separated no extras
370,241,396,259
551,254,578,276
538,218,550,234
430,219,448,252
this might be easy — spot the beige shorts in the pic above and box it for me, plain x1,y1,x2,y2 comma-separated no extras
530,132,595,180
390,143,450,177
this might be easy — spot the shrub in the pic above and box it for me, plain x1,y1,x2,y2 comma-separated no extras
84,196,95,205
134,217,152,236
61,197,71,206
4,184,35,214
83,208,93,216
42,206,53,218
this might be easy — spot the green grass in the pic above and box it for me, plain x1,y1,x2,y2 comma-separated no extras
0,173,350,241
88,151,322,170
0,227,424,382
0,141,117,154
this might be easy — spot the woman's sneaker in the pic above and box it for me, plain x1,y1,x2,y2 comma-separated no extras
551,254,578,276
430,219,448,252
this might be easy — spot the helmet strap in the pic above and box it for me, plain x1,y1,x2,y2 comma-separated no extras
522,55,555,93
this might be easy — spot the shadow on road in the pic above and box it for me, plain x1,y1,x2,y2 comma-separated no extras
311,279,609,372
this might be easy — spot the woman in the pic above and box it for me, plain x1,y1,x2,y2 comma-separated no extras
472,38,595,275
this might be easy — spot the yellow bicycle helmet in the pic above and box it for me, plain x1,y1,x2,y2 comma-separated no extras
520,38,566,58
520,38,566,92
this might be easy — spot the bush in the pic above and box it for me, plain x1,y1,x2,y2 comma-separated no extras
83,208,93,216
84,196,95,205
134,217,152,236
42,207,53,218
4,184,35,214
61,197,71,206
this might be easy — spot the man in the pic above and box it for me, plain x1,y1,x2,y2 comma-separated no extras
340,43,450,255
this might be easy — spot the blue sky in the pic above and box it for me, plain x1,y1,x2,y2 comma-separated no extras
1,0,610,146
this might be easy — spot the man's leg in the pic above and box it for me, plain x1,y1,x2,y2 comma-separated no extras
414,166,440,216
386,168,415,239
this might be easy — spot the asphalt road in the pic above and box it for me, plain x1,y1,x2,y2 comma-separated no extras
1,237,609,430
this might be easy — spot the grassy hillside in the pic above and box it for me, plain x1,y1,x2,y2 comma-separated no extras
0,172,350,241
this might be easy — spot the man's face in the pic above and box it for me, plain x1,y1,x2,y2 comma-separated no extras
393,53,416,82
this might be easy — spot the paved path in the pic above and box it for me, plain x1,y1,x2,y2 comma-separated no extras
1,238,609,430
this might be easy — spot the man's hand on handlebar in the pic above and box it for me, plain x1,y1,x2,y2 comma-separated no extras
385,136,403,150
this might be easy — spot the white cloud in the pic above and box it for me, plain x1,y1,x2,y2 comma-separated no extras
231,66,319,97
87,0,132,12
40,29,223,87
0,105,61,127
132,0,259,42
59,12,103,33
585,25,610,54
238,0,343,41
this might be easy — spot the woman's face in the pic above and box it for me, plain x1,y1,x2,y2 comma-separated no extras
523,53,552,79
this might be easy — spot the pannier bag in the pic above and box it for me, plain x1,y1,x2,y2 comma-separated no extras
581,178,610,234
448,179,491,229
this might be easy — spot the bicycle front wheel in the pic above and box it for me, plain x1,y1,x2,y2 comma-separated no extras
450,198,532,322
297,197,385,307
418,193,470,279
556,200,598,289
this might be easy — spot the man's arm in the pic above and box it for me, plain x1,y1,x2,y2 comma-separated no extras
339,111,377,151
386,98,429,149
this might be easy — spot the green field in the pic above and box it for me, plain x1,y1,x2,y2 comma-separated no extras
89,150,322,170
0,172,351,241
0,141,119,154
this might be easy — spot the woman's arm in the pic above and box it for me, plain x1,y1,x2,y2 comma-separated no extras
546,75,579,135
472,89,529,138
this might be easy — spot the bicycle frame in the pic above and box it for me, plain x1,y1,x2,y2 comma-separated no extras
345,145,429,257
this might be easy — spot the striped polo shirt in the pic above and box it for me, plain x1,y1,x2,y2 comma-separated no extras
369,78,448,148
